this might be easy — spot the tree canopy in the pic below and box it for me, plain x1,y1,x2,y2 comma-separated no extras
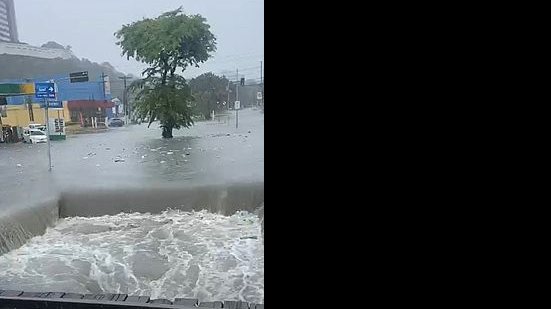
189,72,230,120
116,7,216,138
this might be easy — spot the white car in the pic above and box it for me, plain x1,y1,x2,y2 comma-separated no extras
23,129,48,144
28,123,46,131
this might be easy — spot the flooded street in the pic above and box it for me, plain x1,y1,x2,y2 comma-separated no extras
1,1,264,305
1,109,264,209
0,109,264,303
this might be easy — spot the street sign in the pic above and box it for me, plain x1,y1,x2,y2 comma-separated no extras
104,75,111,95
35,83,56,99
70,71,89,83
257,92,262,100
0,83,34,95
40,100,63,108
54,118,65,133
234,101,240,110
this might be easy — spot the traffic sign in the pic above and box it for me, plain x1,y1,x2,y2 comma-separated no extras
40,100,63,108
70,71,89,83
235,101,240,110
35,83,56,99
257,92,262,100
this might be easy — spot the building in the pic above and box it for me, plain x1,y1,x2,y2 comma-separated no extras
0,41,74,59
1,73,114,142
0,0,73,59
0,0,18,43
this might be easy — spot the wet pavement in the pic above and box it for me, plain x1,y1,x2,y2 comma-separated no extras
0,108,264,210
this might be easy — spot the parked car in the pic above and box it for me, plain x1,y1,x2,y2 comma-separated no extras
109,118,124,127
23,129,48,144
28,123,46,131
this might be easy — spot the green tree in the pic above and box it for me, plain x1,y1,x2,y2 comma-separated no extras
115,7,216,138
189,72,230,120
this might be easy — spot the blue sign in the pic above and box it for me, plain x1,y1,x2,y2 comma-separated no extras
35,82,56,99
40,100,63,108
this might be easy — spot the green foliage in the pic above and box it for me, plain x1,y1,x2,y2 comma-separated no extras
116,7,216,78
130,76,193,132
189,72,230,120
115,7,216,138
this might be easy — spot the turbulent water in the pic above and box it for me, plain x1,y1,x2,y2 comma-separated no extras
0,210,264,303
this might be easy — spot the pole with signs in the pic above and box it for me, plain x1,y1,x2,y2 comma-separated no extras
44,98,52,171
235,101,240,128
236,68,239,128
35,82,56,171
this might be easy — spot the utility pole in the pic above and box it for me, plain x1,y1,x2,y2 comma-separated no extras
101,72,107,100
0,106,3,143
118,76,131,125
227,79,230,110
260,61,263,107
236,68,239,128
44,98,52,171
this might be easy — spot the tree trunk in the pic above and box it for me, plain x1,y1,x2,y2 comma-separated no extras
162,126,173,138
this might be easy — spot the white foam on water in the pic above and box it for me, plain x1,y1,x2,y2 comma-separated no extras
0,210,264,303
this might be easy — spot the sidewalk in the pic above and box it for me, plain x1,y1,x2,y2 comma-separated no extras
65,125,109,135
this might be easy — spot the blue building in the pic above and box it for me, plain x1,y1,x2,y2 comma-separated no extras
2,73,111,104
1,73,115,125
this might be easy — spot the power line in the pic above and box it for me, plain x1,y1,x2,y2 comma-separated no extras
209,51,264,60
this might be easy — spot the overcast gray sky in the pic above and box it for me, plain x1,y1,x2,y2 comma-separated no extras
13,0,264,80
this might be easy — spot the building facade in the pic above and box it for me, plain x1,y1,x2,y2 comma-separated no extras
1,73,114,142
0,0,18,43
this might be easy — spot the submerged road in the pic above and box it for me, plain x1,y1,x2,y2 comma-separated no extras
0,108,264,210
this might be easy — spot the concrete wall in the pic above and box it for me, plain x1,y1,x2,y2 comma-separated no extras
59,182,265,217
0,182,264,255
0,198,59,255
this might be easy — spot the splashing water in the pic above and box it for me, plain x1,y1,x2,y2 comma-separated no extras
0,210,264,303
